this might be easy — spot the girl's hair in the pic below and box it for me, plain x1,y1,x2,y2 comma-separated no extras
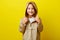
25,1,38,17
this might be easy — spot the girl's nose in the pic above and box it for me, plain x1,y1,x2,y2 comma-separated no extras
30,9,32,12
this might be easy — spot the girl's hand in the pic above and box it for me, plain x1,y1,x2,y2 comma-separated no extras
23,17,28,24
35,15,41,24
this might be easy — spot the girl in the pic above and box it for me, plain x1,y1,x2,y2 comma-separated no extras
19,1,43,40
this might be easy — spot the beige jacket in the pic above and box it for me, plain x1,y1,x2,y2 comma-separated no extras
19,18,43,40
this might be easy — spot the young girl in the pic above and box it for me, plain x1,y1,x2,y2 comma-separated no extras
19,1,43,40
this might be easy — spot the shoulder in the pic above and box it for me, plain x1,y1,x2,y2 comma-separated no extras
21,17,28,20
20,17,28,22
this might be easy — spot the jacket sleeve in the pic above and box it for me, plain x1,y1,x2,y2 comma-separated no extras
37,18,43,32
19,19,26,34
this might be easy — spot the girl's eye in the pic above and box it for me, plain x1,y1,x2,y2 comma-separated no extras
27,8,30,10
32,8,34,9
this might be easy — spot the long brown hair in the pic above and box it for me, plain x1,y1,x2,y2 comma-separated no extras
25,1,38,17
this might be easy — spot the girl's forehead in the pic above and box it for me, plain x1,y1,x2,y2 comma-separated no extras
28,4,33,6
27,4,34,8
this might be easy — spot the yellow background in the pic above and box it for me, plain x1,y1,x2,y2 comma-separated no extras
0,0,60,40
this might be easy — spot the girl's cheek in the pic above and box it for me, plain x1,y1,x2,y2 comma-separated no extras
27,9,29,13
32,10,35,13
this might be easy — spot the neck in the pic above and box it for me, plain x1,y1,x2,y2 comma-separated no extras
28,15,33,18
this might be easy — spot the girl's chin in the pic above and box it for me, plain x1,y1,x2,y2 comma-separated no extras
29,14,33,16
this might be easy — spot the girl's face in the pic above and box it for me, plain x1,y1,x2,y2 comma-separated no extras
27,4,35,16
